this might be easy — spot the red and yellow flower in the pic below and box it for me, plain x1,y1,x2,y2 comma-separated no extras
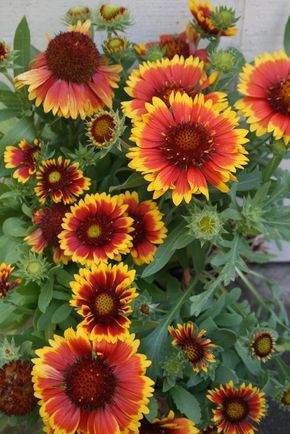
119,191,167,265
189,0,237,36
208,381,266,434
15,20,122,119
168,323,216,372
127,92,248,205
25,203,70,264
4,139,40,183
35,156,90,204
0,263,21,299
122,55,224,119
128,410,199,433
236,50,290,145
32,328,154,434
70,263,137,342
59,192,134,266
0,360,37,416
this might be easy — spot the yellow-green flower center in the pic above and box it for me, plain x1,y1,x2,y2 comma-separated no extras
27,261,42,275
48,171,61,183
95,292,116,317
87,224,101,239
281,388,290,406
224,398,248,422
100,4,126,21
252,332,274,359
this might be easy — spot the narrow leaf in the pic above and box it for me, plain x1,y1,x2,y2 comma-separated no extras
13,16,31,75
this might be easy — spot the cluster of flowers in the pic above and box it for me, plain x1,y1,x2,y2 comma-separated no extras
0,0,290,433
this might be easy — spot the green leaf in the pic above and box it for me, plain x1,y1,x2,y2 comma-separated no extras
0,109,20,122
0,91,21,110
211,329,237,348
109,172,146,192
0,117,35,148
38,277,54,313
147,397,159,421
2,217,27,237
51,303,73,323
235,340,261,375
13,16,31,75
172,386,201,424
284,16,290,55
215,366,239,384
142,222,193,278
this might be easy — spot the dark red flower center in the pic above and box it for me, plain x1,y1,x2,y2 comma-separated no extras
0,42,8,59
93,290,119,323
223,397,248,423
139,418,167,434
267,77,290,115
159,37,190,60
130,214,147,245
0,360,37,416
162,122,214,168
182,338,205,363
281,388,290,407
90,114,116,145
46,31,99,83
252,332,273,358
76,216,113,246
64,357,116,409
39,203,68,245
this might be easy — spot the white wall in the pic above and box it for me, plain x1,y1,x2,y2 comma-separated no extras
0,0,289,60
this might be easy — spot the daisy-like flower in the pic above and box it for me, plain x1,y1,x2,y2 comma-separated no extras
104,36,128,54
59,192,133,266
70,263,137,342
122,55,225,119
128,92,248,205
65,6,91,24
119,191,167,265
4,139,40,183
207,381,266,434
15,20,122,120
279,385,290,411
128,410,199,433
0,263,21,299
189,1,237,36
0,40,9,65
250,330,276,362
25,203,70,264
236,50,290,145
35,156,90,204
32,328,154,434
86,110,125,149
0,360,37,416
168,323,216,372
95,4,131,31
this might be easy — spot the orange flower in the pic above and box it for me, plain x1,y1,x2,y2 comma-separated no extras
15,20,121,119
168,323,216,372
236,50,290,145
70,263,137,342
35,157,90,204
208,381,266,434
128,410,199,433
127,92,248,205
25,203,70,264
4,139,40,183
0,263,21,299
119,191,167,265
33,328,154,434
59,193,134,266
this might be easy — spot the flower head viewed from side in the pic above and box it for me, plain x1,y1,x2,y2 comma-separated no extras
70,262,137,342
189,0,237,36
122,55,225,119
279,385,290,411
0,263,21,299
0,40,9,64
96,4,131,31
15,20,122,119
207,381,266,434
25,203,70,264
119,191,167,265
59,192,133,265
250,330,276,362
35,156,90,204
86,110,125,149
128,410,199,433
32,328,154,434
128,92,248,205
4,139,40,183
236,50,290,145
0,360,37,416
168,323,216,372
